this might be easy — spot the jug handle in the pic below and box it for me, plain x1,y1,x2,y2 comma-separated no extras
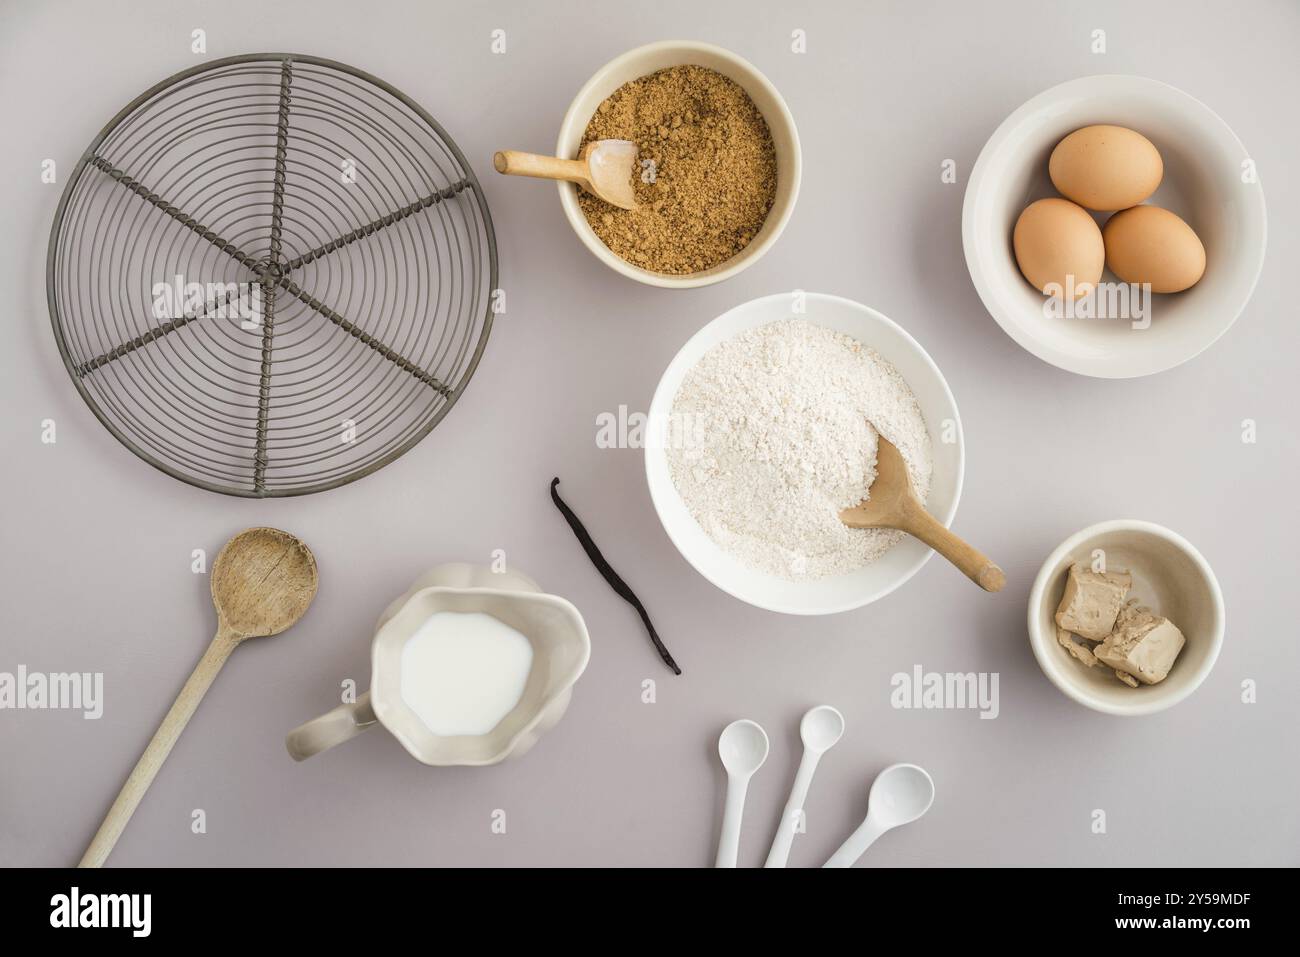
285,692,378,761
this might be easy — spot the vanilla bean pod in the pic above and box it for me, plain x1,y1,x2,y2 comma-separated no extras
550,478,681,675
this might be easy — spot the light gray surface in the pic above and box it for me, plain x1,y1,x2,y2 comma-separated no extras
2,0,1297,868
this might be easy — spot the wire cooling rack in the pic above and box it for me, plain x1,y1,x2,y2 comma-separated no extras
47,53,497,497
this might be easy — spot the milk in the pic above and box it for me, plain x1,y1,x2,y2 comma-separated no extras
399,611,534,736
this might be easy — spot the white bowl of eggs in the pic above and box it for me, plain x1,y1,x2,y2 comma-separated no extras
962,75,1266,378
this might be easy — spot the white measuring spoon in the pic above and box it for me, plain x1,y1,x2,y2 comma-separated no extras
715,719,769,868
823,763,935,868
764,705,845,868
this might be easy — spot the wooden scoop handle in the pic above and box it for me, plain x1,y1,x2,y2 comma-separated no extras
78,628,239,867
898,502,1006,592
493,150,590,185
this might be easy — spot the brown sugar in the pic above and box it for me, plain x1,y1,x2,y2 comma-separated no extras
578,65,777,275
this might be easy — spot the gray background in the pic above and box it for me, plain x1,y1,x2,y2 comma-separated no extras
2,0,1296,867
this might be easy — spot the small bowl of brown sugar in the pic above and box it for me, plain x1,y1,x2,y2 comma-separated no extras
557,41,801,287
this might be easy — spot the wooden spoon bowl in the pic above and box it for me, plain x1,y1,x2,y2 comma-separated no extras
212,527,319,639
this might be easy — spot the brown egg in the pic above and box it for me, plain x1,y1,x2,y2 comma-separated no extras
1103,205,1206,293
1013,198,1105,298
1049,125,1163,212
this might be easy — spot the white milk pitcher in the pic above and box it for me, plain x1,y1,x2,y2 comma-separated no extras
286,563,590,766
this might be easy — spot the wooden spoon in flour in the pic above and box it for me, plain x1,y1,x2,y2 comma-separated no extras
840,438,1005,592
493,140,639,209
78,527,318,867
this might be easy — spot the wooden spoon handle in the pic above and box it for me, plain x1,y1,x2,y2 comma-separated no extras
493,150,590,185
78,628,239,868
902,505,1006,592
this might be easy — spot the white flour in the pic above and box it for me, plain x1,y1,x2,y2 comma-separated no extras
667,319,933,580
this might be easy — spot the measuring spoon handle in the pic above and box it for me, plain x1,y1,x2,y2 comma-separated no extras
715,776,750,868
824,815,888,868
764,750,821,868
78,628,239,868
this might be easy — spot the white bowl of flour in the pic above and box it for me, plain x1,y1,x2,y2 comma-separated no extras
646,293,963,615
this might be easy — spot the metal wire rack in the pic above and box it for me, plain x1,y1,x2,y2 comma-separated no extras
47,53,497,497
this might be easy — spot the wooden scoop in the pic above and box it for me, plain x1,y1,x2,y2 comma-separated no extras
494,140,639,209
840,438,1005,592
78,527,318,867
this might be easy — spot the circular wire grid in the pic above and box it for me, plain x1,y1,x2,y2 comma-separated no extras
48,53,497,497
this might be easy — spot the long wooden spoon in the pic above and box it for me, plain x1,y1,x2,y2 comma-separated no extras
494,140,639,209
79,527,318,867
840,438,1005,592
